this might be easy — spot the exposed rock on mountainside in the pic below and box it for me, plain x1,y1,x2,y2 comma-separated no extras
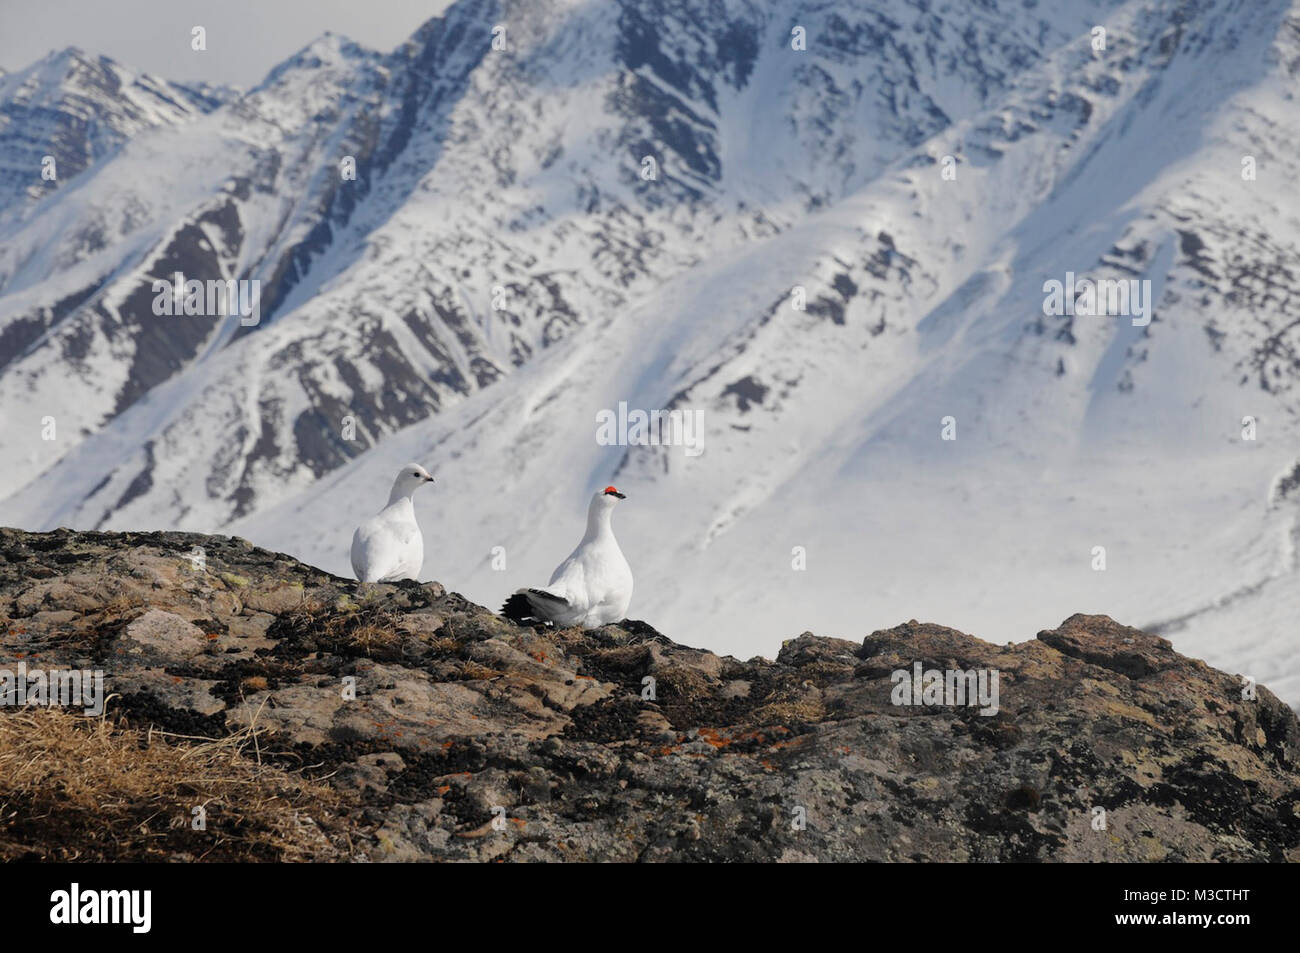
1,528,1297,862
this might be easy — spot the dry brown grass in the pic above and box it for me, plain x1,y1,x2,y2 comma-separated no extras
459,661,503,681
274,599,407,659
425,635,459,656
752,698,826,725
0,707,345,862
348,623,401,658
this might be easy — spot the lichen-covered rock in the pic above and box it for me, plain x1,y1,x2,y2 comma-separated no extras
1,527,1297,862
114,608,208,660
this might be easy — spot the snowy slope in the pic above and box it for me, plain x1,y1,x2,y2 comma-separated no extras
0,0,1119,521
1,0,1298,704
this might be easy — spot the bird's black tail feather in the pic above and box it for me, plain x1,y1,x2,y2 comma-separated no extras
500,591,537,625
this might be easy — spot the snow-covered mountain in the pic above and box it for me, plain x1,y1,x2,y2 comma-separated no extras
2,0,1299,703
0,47,232,218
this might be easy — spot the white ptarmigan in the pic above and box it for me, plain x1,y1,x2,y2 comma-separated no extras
502,486,633,628
350,463,435,582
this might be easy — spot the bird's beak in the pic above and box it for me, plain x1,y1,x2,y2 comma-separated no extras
612,491,626,499
425,475,435,483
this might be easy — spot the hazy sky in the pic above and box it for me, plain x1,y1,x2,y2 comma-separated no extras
0,0,454,87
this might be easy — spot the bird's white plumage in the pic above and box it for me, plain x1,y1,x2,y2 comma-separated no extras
350,464,434,582
518,489,632,628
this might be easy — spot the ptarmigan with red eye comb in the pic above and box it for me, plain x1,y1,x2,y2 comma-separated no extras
502,486,633,628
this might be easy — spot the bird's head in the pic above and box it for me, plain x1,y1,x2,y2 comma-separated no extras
391,463,435,499
594,485,626,507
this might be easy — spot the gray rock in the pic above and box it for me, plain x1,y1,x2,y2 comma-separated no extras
0,527,1297,863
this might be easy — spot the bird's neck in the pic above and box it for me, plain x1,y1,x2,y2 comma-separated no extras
385,487,415,509
582,504,615,545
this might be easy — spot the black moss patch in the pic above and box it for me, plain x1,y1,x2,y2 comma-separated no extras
564,697,644,743
387,741,491,804
963,801,1066,861
656,684,778,733
966,710,1024,749
1006,784,1042,811
1144,754,1300,853
264,736,399,778
112,691,228,738
173,657,314,707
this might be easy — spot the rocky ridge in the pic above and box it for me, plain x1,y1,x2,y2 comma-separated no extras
1,527,1297,862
